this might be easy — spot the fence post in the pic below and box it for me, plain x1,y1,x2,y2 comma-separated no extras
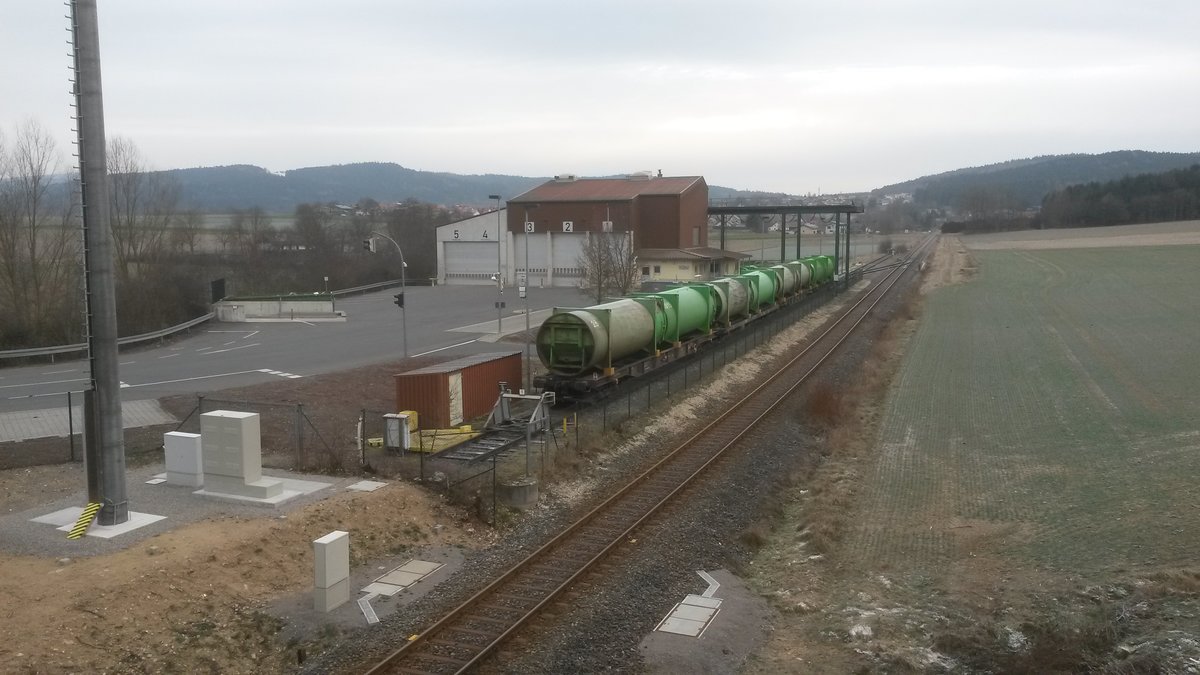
491,453,498,527
359,409,366,470
296,403,305,466
67,390,76,462
197,394,205,415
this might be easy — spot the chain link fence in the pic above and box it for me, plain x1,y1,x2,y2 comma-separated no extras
160,278,853,524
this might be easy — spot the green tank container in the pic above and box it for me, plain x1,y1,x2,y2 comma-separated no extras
769,264,799,297
785,260,814,289
739,270,776,311
814,255,834,281
648,285,715,343
536,298,662,376
804,256,830,283
706,278,750,324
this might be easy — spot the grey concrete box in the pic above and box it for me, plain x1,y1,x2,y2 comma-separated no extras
200,410,262,483
163,431,203,487
198,410,282,499
314,530,350,589
314,577,350,612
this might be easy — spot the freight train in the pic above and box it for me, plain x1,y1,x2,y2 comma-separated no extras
534,254,837,396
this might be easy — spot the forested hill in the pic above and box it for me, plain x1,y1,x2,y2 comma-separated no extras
166,163,546,212
162,163,768,212
874,151,1200,209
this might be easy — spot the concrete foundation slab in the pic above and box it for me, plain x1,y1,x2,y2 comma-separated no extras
347,480,387,492
192,476,329,507
31,507,166,539
192,487,302,507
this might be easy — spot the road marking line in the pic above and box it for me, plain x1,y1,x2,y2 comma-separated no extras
42,369,76,375
202,343,260,355
119,369,270,388
0,377,89,390
158,354,179,359
243,331,259,339
120,361,135,365
412,340,478,358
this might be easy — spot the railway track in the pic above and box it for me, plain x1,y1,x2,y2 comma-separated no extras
364,236,935,675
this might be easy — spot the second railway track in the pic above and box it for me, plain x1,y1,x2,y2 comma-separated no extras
366,236,935,675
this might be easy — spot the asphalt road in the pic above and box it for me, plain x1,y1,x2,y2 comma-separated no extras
0,284,594,414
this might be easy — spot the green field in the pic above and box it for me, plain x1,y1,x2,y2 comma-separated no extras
855,244,1200,575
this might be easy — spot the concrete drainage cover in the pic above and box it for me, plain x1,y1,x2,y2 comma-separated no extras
360,559,444,597
655,594,722,637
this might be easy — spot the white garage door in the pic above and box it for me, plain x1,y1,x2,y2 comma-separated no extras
549,233,586,287
444,241,499,285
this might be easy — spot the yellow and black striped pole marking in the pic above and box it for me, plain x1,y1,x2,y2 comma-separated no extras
67,502,102,540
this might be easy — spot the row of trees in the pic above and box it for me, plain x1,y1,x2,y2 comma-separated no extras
0,120,465,350
1040,165,1200,228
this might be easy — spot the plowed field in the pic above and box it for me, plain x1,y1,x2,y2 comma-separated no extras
748,238,1200,672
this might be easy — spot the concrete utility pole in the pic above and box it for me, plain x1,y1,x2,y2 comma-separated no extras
490,195,503,334
71,0,127,525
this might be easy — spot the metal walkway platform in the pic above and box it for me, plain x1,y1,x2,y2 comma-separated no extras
434,427,527,462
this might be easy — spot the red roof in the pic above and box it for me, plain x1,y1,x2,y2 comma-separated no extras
510,176,704,203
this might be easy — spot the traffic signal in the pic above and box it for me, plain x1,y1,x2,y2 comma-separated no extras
363,238,376,252
393,292,404,308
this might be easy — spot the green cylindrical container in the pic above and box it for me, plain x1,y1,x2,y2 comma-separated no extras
708,278,749,323
804,256,830,283
786,260,814,288
535,299,655,376
815,255,834,281
652,285,714,342
769,264,799,297
740,270,775,310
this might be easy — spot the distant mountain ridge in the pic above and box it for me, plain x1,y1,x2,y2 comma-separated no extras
157,152,1200,213
166,163,548,212
873,150,1200,209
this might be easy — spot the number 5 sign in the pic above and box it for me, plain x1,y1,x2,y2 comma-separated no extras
524,221,535,233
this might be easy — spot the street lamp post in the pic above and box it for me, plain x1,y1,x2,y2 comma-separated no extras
367,232,408,358
489,194,503,335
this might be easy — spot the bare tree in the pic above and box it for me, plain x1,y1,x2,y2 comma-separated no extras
170,208,204,255
0,121,80,345
578,230,639,303
107,136,179,280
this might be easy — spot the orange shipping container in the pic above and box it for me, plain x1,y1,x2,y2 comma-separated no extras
394,352,523,429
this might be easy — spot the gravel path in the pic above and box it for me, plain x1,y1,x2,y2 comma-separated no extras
304,261,924,674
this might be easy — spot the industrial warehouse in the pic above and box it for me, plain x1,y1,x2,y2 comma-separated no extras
436,172,748,287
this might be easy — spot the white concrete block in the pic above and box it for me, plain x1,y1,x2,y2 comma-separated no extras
314,530,350,589
200,410,262,483
314,577,350,612
164,432,203,487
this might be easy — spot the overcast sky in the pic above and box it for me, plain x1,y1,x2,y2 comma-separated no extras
3,1,1198,194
